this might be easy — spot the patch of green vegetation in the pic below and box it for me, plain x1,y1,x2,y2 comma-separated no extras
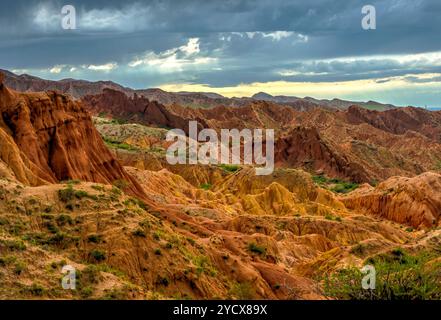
110,118,128,125
0,239,26,251
330,182,359,194
218,164,240,173
312,175,328,185
350,243,367,256
194,256,217,277
248,242,266,256
199,183,212,190
312,174,359,194
14,260,26,275
325,214,343,222
91,184,105,192
154,248,162,256
229,282,255,300
132,229,146,238
56,214,73,226
323,249,441,300
58,185,97,202
103,138,138,151
20,283,45,296
113,179,129,190
153,231,163,241
87,234,103,244
123,197,149,211
58,185,75,202
90,249,106,262
62,180,81,185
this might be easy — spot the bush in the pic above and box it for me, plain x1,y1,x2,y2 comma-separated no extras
194,256,217,276
312,175,359,194
132,229,146,238
229,282,254,299
56,214,73,226
200,183,212,190
330,182,359,194
87,234,102,244
219,164,240,173
0,239,26,251
14,260,26,275
323,249,441,300
113,179,129,190
248,243,266,255
58,185,75,202
90,250,106,262
23,283,45,296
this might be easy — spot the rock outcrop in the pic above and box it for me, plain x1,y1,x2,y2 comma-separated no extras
0,75,145,198
275,126,371,183
341,172,441,228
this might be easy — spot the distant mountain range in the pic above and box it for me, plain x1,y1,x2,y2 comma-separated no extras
251,92,396,111
1,69,398,111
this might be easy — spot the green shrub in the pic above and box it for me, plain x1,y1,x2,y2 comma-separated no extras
194,256,217,276
87,234,103,244
58,185,75,202
132,229,146,238
312,175,327,185
323,249,441,300
14,260,26,275
219,164,240,173
56,214,73,226
200,183,212,190
90,250,106,262
104,138,138,151
91,185,105,192
331,182,359,194
229,282,254,299
248,243,266,255
350,243,366,256
113,179,129,190
80,286,94,298
22,283,45,296
0,239,26,251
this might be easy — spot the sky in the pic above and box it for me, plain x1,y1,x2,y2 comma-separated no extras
0,0,440,107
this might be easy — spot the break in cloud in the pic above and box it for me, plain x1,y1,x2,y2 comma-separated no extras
0,0,440,107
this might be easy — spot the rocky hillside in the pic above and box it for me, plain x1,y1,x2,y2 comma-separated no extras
82,87,441,184
0,74,440,300
0,74,144,198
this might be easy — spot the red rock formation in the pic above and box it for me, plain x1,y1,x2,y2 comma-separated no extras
345,105,441,142
82,87,441,184
0,76,145,198
341,172,441,229
274,126,371,183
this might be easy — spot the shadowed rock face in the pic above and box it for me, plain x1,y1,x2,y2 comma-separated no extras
0,77,145,198
275,127,371,183
82,88,196,132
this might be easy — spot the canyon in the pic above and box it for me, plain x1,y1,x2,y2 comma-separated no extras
0,71,440,300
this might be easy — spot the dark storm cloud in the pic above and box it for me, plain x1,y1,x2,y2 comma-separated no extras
0,0,440,105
